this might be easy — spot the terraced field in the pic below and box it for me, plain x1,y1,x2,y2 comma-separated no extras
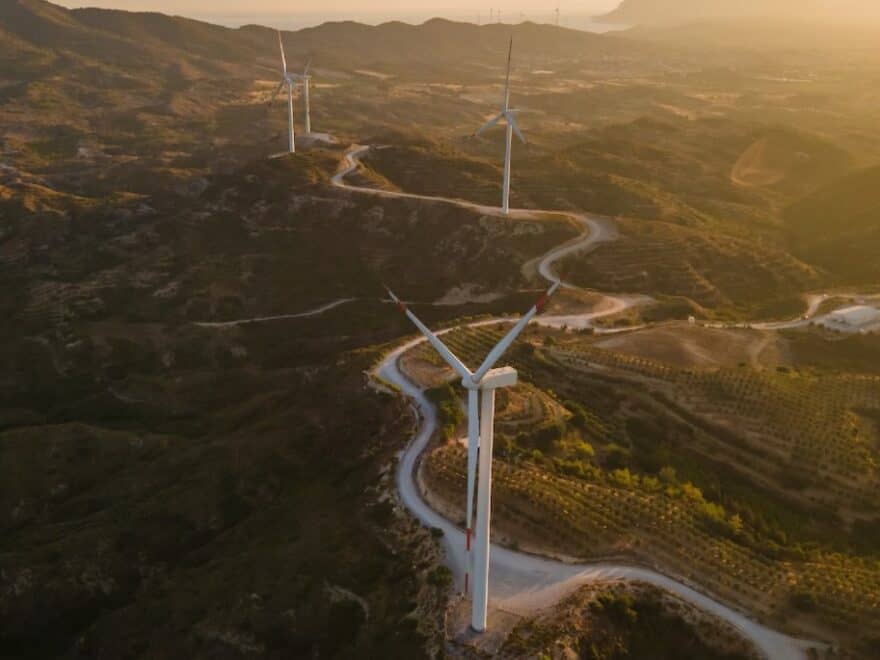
552,343,880,514
424,445,880,634
411,323,880,640
561,219,819,317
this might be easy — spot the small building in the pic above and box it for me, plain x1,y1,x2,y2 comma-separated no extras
822,305,880,333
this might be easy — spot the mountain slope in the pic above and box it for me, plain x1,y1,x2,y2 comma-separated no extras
1,1,647,81
784,165,880,283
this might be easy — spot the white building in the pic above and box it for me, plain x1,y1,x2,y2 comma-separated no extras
821,305,880,333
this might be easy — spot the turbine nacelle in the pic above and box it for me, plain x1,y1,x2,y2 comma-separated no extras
478,366,518,390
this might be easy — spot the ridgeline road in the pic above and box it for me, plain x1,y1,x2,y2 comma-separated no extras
334,143,823,660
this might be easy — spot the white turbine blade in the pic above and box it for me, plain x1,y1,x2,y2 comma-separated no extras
507,111,527,144
503,37,513,111
473,281,561,382
303,57,312,77
277,30,287,73
474,112,504,137
267,78,285,109
387,288,473,382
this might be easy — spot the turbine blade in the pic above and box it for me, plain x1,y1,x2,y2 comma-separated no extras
278,30,287,73
507,112,527,144
386,288,473,382
503,37,513,111
304,56,312,77
267,78,285,109
473,280,561,382
474,112,504,137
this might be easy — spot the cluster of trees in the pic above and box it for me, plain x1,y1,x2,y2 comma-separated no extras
426,384,464,440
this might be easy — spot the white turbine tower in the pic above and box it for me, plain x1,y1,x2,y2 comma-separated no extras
269,30,297,153
286,57,313,136
475,38,526,216
387,280,560,631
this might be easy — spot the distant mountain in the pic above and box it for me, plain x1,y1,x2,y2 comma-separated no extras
0,0,639,82
601,0,880,26
784,165,880,283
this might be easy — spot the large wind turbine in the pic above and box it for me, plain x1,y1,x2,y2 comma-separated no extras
475,38,526,215
269,30,297,153
387,280,560,631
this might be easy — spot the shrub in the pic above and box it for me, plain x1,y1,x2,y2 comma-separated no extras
790,591,818,612
426,566,452,588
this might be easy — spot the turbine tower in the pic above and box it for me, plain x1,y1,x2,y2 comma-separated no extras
474,39,526,216
387,280,560,631
269,30,297,153
294,58,313,135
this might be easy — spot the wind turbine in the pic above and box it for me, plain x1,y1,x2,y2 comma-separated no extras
269,30,297,153
387,279,561,631
474,38,526,216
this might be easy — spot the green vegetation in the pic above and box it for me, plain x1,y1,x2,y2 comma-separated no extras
784,165,880,284
503,583,754,660
426,384,464,439
4,1,880,656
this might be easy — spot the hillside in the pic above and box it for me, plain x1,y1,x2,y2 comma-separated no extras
730,127,851,195
0,0,648,81
3,2,880,657
784,165,880,283
362,120,836,318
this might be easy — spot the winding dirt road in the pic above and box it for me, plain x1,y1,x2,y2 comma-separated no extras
330,144,823,659
194,298,357,327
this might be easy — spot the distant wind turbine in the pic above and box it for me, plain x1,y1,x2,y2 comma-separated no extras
474,38,526,216
269,30,297,153
387,279,561,632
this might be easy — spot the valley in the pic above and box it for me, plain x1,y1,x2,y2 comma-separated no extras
2,1,880,659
